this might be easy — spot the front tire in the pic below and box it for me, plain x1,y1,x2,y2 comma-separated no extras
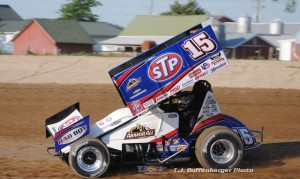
69,137,110,178
195,126,243,169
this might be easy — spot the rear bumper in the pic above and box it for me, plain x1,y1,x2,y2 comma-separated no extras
244,127,264,150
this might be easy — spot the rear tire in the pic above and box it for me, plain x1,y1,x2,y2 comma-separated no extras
195,126,243,169
69,137,110,178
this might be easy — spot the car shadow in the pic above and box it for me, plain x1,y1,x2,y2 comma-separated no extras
104,141,300,177
240,141,300,169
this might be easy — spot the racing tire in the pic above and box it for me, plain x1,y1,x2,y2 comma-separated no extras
69,137,110,178
195,126,243,169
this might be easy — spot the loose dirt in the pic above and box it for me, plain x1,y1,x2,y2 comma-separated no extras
0,83,299,178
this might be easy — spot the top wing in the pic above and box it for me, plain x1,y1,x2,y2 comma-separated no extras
109,24,228,116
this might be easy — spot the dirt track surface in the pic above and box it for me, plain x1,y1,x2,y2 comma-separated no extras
0,83,299,179
1,55,300,89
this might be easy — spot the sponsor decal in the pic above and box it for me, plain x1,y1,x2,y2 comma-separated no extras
188,68,201,78
124,124,155,139
129,101,143,114
130,89,147,100
143,99,155,108
110,119,121,126
205,99,216,105
137,165,167,175
170,146,178,152
157,141,171,145
177,145,187,151
190,28,200,34
136,109,151,118
200,62,210,71
211,57,225,66
51,127,57,134
58,116,81,131
156,146,163,152
211,106,218,113
148,53,182,82
168,113,178,118
133,88,141,94
205,113,214,117
156,93,169,103
106,117,112,122
170,85,180,94
57,126,87,145
211,62,227,73
172,139,178,144
195,71,208,81
211,104,217,109
97,120,104,126
126,77,141,92
210,52,221,60
182,79,194,88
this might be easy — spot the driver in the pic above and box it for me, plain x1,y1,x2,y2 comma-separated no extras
169,91,196,134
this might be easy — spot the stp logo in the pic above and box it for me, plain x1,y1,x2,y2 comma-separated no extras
148,53,182,82
58,116,81,131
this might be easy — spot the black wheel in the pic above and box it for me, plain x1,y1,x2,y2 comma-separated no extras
195,126,243,169
69,137,110,178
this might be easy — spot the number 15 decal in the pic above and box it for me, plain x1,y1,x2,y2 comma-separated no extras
182,32,217,60
233,128,255,146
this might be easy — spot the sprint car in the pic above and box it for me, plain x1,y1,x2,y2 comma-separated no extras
45,23,263,178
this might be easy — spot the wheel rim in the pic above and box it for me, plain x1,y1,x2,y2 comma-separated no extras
210,139,235,164
77,146,103,172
